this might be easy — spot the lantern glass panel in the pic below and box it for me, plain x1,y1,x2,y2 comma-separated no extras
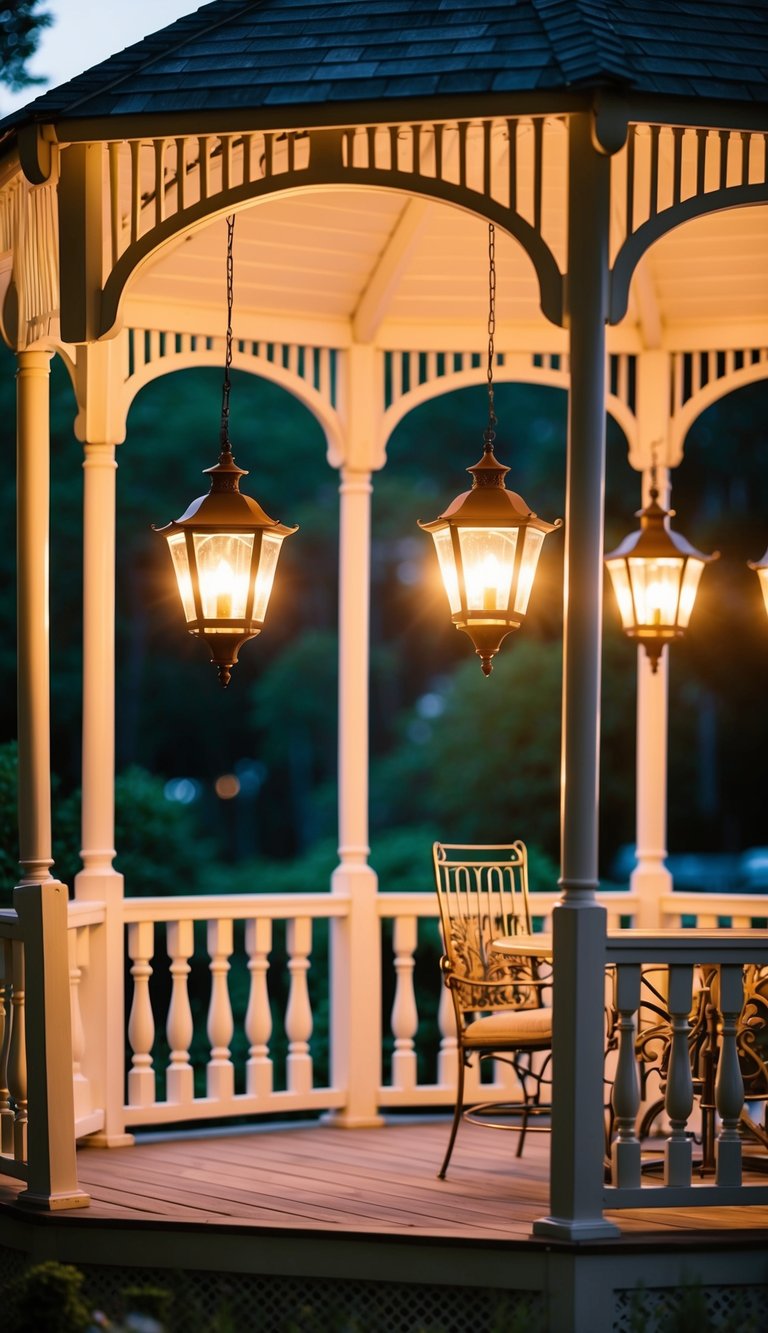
757,567,768,618
677,557,705,628
193,532,254,624
514,528,545,615
458,527,518,613
167,532,195,622
252,531,283,622
432,528,461,615
628,556,683,628
605,559,635,630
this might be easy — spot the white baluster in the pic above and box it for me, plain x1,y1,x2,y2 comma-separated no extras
715,963,744,1187
0,942,14,1154
166,921,194,1105
611,963,642,1188
68,926,90,1120
286,918,313,1095
245,919,273,1098
9,941,27,1162
437,973,458,1088
127,922,156,1107
664,964,694,1187
391,917,418,1090
207,919,234,1101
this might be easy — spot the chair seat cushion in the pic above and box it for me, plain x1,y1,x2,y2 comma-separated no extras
464,1006,552,1046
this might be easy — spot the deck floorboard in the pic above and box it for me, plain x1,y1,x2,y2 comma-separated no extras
2,1119,768,1248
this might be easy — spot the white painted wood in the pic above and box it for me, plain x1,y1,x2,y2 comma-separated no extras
390,916,419,1091
127,921,156,1108
715,963,744,1187
245,917,273,1098
436,973,457,1089
353,198,430,342
206,918,235,1102
15,349,54,886
286,917,313,1096
68,925,91,1121
165,920,194,1105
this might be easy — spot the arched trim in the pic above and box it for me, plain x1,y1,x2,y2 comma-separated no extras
100,177,564,339
378,363,637,459
610,183,768,325
124,344,345,464
671,355,768,462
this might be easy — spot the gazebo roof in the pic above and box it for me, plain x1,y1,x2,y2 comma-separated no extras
4,0,768,130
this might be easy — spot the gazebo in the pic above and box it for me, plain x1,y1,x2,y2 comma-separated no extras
1,2,768,1327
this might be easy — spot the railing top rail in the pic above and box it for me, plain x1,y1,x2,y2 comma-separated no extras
0,908,19,939
120,892,351,924
662,892,768,914
606,927,768,964
376,889,639,916
67,901,107,927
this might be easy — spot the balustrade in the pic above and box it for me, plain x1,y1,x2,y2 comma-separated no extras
606,934,768,1209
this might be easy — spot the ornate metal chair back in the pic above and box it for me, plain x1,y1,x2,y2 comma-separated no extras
432,841,539,1014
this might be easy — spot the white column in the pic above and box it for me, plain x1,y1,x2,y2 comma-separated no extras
631,467,673,926
534,113,620,1241
16,349,54,886
78,441,118,879
73,418,131,1145
328,456,383,1127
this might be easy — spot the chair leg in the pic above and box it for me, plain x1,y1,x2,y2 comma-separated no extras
438,1049,467,1179
516,1103,530,1158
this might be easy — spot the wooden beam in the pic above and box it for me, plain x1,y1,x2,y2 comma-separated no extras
633,255,663,349
352,199,430,343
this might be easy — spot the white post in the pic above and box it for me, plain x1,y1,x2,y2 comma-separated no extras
329,343,383,1127
16,349,54,886
631,460,673,927
73,341,132,1146
534,113,620,1241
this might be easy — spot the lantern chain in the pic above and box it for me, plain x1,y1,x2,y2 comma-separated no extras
219,213,235,455
484,221,497,452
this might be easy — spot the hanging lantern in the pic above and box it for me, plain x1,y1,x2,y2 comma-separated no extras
154,216,297,687
605,469,717,673
748,547,768,615
418,224,561,676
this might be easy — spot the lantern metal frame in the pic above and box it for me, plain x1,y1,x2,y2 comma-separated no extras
419,223,561,676
605,468,718,672
748,546,768,616
154,214,297,687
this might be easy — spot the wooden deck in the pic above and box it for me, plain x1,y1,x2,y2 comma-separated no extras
2,1117,768,1251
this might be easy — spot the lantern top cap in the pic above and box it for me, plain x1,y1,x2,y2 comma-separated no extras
154,447,298,536
605,483,718,565
419,441,562,533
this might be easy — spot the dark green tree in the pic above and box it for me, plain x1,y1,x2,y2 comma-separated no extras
0,1,52,92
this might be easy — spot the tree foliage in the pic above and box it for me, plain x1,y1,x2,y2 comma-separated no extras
0,0,52,92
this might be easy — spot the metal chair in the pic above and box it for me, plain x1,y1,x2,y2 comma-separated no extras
432,841,552,1179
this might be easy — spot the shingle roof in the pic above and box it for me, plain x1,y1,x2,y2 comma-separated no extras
4,0,768,128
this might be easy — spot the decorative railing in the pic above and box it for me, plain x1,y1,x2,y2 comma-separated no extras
65,887,638,1135
606,930,768,1209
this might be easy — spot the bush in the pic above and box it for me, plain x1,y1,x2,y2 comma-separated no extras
5,1260,91,1333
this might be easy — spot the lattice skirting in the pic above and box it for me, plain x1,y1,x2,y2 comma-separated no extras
613,1282,768,1333
0,1252,545,1333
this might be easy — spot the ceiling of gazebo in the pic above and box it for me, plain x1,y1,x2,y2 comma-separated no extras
125,188,768,354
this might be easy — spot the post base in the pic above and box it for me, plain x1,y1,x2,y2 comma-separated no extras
321,1110,385,1129
17,1188,91,1211
533,1215,621,1241
80,1131,135,1149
